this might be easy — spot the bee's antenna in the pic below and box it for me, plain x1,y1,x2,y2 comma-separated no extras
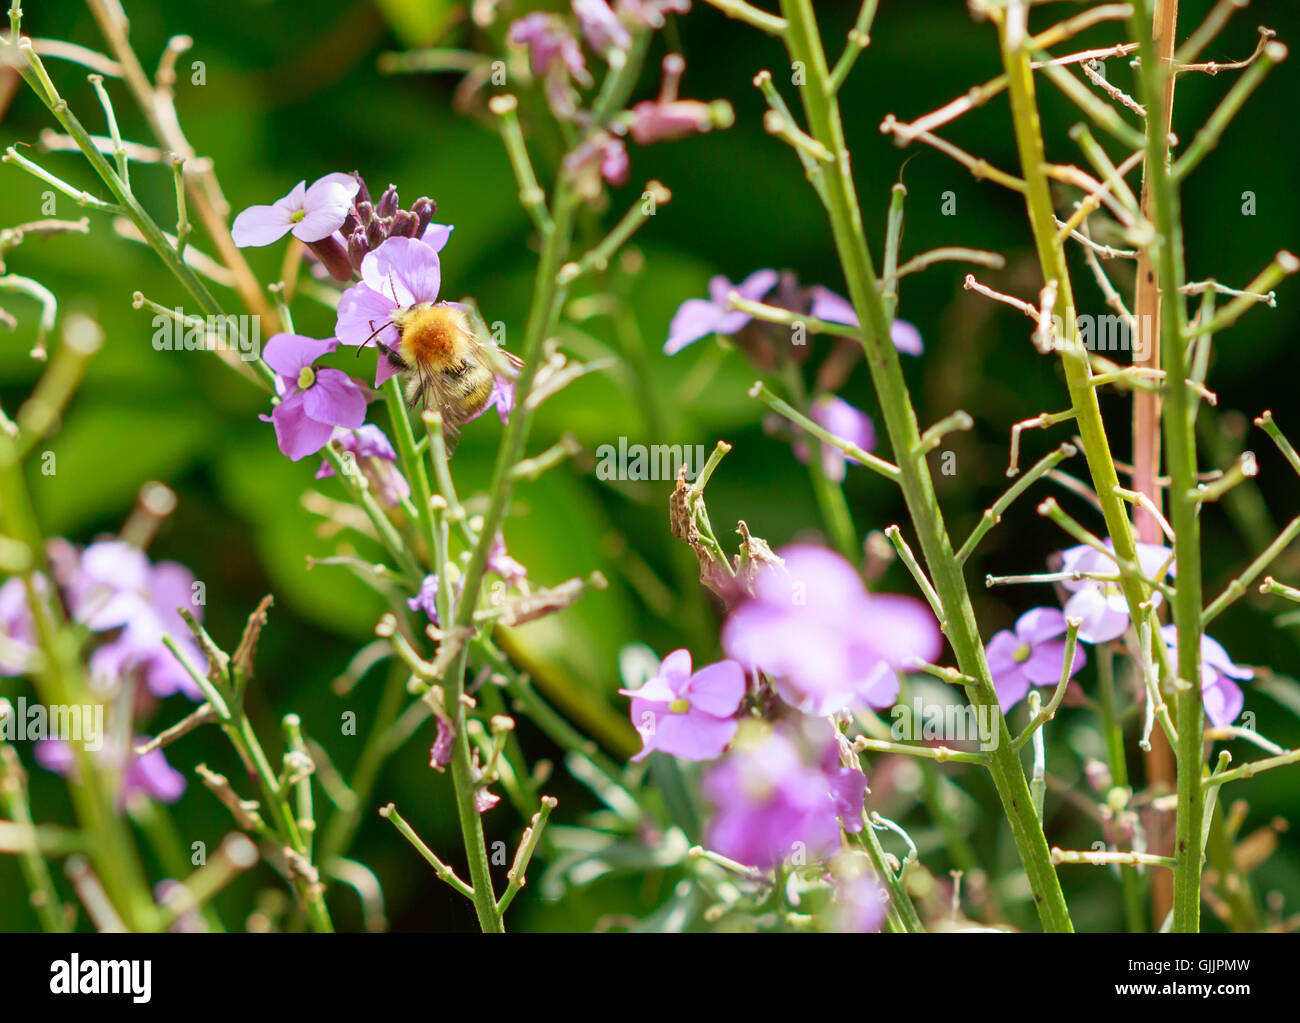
357,319,389,354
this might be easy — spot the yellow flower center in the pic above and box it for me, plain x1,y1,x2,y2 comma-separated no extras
668,698,691,714
296,366,316,390
1013,643,1031,664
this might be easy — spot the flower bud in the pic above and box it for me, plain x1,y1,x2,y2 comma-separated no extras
350,171,371,205
411,197,436,235
347,230,368,269
389,211,418,238
376,184,399,219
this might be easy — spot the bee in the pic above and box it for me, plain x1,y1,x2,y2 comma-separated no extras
363,301,519,454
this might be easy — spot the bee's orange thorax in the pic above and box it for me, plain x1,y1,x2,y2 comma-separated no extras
394,304,467,371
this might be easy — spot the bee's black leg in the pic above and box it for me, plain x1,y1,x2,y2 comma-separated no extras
376,340,408,371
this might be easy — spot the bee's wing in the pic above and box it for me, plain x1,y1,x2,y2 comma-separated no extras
463,327,523,376
496,348,524,373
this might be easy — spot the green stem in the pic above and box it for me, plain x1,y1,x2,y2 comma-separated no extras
1127,1,1204,933
441,148,581,936
777,0,1072,931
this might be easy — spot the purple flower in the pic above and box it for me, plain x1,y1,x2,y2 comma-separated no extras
0,574,43,676
231,173,360,247
422,222,454,252
620,649,745,762
793,395,877,483
722,545,943,716
831,865,888,933
985,607,1086,713
335,236,442,387
485,371,515,425
488,533,528,583
808,286,924,355
36,736,186,807
573,0,631,52
408,574,440,624
262,334,368,461
1160,626,1253,728
702,718,862,869
664,268,778,355
509,12,592,115
616,0,690,28
66,541,205,700
429,716,453,770
315,424,411,507
627,54,729,145
1059,540,1174,644
565,132,629,201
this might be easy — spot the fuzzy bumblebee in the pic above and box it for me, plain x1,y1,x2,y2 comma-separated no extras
371,301,519,453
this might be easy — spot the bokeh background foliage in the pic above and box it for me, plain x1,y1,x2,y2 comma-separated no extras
1,0,1298,931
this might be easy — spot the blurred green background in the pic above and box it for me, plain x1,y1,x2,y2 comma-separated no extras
2,0,1298,932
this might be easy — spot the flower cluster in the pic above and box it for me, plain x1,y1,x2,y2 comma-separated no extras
230,172,514,459
1,538,202,803
702,717,867,871
621,545,940,876
988,539,1251,728
507,2,727,205
665,269,924,361
232,170,450,282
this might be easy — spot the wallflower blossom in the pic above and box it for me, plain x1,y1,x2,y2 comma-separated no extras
231,172,360,247
702,718,864,869
408,574,441,624
66,541,206,701
722,545,943,715
1160,625,1253,728
509,12,592,116
985,607,1085,713
620,649,744,761
565,132,629,201
1057,540,1174,644
335,236,441,386
314,424,410,507
573,0,631,53
616,0,690,27
808,286,924,355
627,55,731,145
0,574,43,676
262,334,368,461
664,268,778,355
830,859,888,933
488,534,528,583
36,736,186,806
792,394,877,483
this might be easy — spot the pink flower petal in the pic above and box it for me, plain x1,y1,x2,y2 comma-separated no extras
263,333,338,378
231,204,294,247
271,393,337,460
302,368,368,428
686,659,745,716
